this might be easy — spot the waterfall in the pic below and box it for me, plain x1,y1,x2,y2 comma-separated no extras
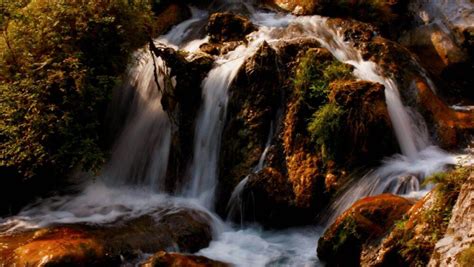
104,53,172,189
1,3,466,266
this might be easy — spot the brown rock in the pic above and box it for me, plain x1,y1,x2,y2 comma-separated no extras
142,251,230,267
0,208,213,266
207,12,257,43
361,168,470,267
317,194,414,266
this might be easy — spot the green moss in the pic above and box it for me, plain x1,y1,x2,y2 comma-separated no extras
294,50,353,108
307,103,345,160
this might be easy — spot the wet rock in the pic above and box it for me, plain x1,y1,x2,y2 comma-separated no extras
207,12,257,43
0,208,213,266
361,168,470,267
328,80,397,165
142,251,230,267
216,42,282,216
328,18,474,149
317,194,414,266
262,0,407,35
148,42,214,191
239,167,303,227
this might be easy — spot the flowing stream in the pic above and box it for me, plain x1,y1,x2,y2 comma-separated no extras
0,1,466,266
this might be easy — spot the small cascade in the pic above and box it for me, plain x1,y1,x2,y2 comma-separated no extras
184,40,267,207
104,53,172,189
226,122,274,224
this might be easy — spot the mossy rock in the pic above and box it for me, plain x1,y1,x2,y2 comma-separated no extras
317,194,414,266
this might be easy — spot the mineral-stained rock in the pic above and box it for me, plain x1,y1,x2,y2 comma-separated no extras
317,194,414,266
0,208,213,266
141,251,230,267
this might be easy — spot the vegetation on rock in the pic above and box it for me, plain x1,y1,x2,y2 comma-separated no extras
0,0,190,214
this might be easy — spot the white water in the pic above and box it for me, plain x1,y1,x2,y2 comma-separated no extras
184,48,248,208
0,2,466,267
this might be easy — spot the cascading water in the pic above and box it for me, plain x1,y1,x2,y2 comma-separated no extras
184,50,248,208
0,2,467,266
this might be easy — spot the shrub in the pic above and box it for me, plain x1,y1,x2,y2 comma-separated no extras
0,0,156,181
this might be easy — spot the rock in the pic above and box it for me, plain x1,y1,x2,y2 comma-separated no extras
207,12,257,43
317,194,414,266
142,251,229,267
147,42,214,192
216,42,281,216
401,0,474,103
328,80,397,164
0,208,213,266
428,171,474,267
361,168,470,267
1,227,109,267
152,4,192,37
262,0,407,35
238,167,304,227
328,17,474,149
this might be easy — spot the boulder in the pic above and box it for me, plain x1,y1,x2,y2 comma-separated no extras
238,167,305,227
328,80,397,165
0,208,213,266
317,194,413,266
207,12,257,43
141,251,230,267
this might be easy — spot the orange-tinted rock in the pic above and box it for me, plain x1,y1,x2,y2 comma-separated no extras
142,251,230,267
0,227,109,266
317,194,414,266
329,17,474,149
415,79,474,149
0,208,213,266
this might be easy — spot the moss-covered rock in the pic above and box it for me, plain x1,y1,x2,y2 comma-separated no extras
361,168,471,267
317,194,414,266
141,251,230,267
0,208,213,266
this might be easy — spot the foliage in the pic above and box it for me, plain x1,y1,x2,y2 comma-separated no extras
307,103,345,160
293,50,353,160
294,50,353,108
0,0,157,180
